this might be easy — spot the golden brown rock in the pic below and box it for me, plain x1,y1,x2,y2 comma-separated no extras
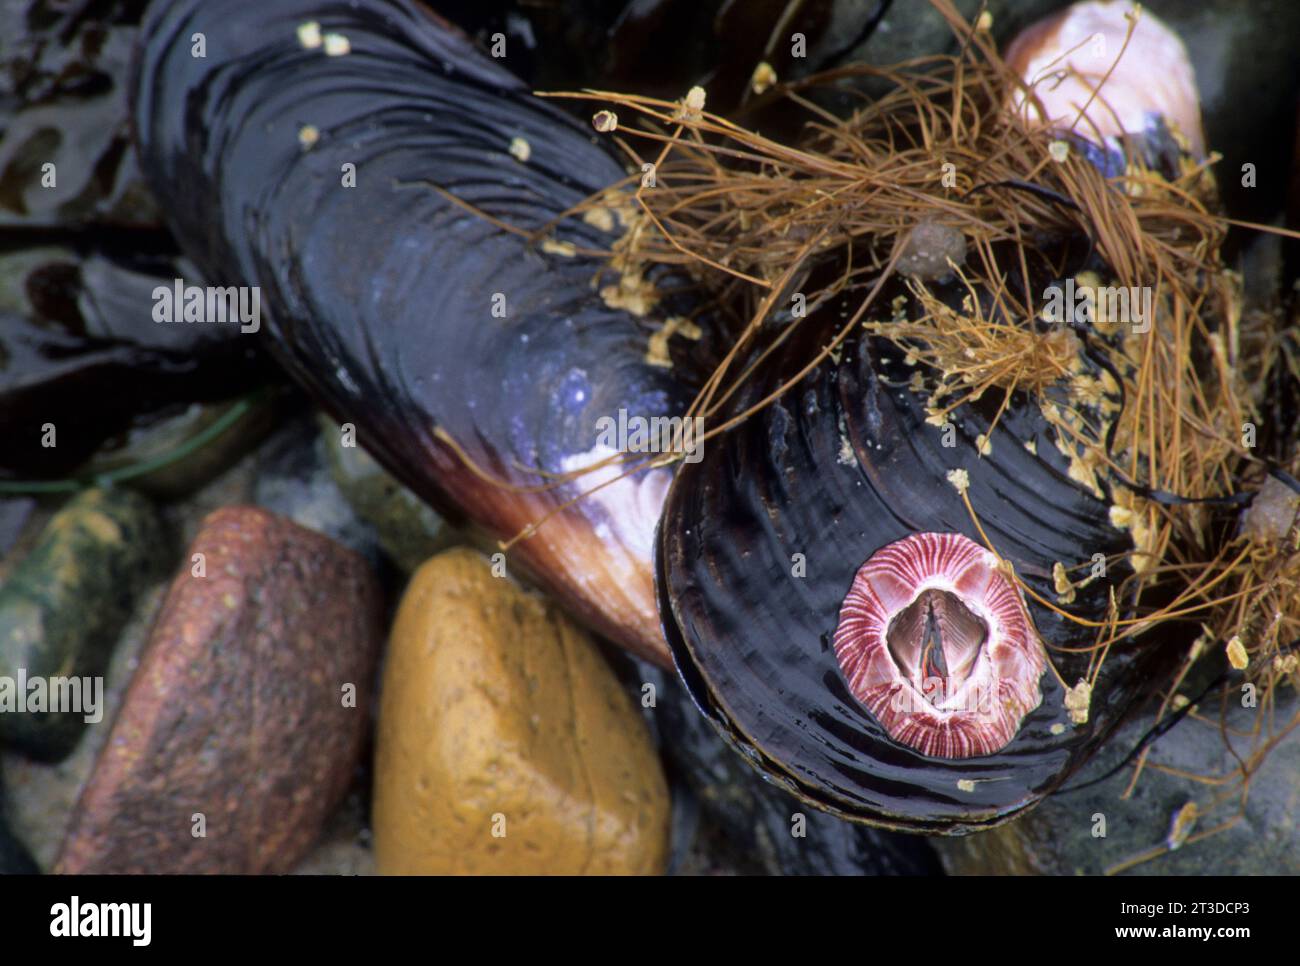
373,548,669,875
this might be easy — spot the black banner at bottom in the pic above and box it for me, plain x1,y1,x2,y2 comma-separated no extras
0,872,1277,953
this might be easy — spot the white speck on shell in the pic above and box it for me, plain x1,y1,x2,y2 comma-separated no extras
323,33,351,56
297,22,322,49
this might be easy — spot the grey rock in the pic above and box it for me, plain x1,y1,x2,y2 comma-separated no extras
1149,0,1300,223
0,824,37,874
936,689,1300,875
290,791,375,876
0,766,37,874
0,487,167,761
251,414,384,561
0,497,41,574
319,413,453,572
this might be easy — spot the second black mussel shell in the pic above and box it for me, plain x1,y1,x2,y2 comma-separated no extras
658,301,1168,832
656,0,1219,835
131,0,715,664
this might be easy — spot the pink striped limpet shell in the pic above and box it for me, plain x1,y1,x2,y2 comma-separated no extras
833,532,1046,758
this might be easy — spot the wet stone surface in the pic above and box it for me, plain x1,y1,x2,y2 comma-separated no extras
935,691,1300,875
373,548,670,875
0,487,165,761
55,506,382,874
319,413,454,574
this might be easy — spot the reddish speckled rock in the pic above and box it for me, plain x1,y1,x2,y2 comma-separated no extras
55,506,381,874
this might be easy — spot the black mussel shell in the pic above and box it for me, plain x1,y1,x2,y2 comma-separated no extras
132,0,714,663
658,312,1167,832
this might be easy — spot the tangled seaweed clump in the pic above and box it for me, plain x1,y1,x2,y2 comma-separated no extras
529,2,1299,831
